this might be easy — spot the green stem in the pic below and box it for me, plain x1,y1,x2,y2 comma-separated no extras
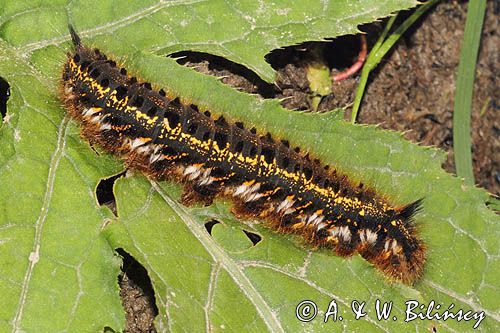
350,16,396,124
453,0,487,186
351,0,440,123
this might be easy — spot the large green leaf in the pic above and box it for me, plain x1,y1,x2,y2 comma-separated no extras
0,38,124,331
1,1,498,332
1,0,417,82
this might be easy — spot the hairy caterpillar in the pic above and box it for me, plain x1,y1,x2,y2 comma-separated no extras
61,26,425,285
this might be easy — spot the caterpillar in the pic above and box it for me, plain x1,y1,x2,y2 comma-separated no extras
61,26,425,285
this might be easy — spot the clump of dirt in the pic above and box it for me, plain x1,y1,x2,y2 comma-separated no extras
121,1,498,331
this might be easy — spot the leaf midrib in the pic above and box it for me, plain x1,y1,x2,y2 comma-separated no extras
150,180,285,333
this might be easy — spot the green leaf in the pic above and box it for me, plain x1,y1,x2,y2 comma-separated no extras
106,52,500,332
1,0,417,82
453,0,487,185
1,1,499,332
0,40,124,331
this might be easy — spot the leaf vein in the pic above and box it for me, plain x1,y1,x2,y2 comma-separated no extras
11,115,69,332
150,180,285,333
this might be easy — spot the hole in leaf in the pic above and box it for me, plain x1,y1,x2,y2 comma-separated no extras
204,219,221,235
117,248,158,332
170,51,276,98
95,171,126,216
0,76,10,121
242,230,262,246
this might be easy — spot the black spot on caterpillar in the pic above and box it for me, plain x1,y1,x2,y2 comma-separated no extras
61,26,425,285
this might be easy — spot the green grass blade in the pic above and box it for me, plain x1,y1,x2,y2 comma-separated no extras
350,15,396,123
351,0,440,123
453,0,487,185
